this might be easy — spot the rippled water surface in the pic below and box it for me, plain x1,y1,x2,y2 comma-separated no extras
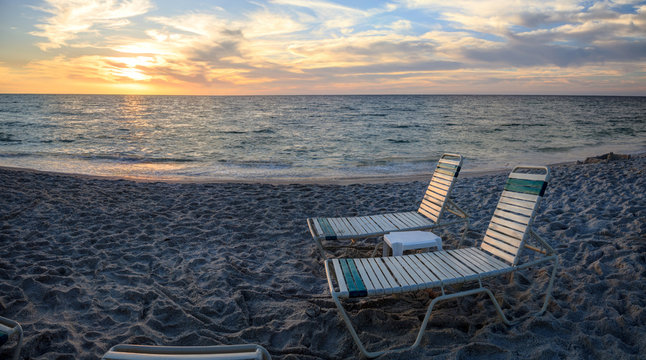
1,94,644,180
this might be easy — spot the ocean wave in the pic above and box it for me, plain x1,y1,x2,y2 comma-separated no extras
252,128,275,134
2,152,198,164
217,159,293,168
0,134,21,143
76,154,197,163
536,146,576,153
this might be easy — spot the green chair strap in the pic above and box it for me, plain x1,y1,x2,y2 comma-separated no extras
340,259,367,297
504,178,547,196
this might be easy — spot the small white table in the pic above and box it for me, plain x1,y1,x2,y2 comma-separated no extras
383,231,442,257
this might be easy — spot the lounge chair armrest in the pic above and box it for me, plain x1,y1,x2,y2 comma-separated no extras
524,243,547,254
528,228,555,255
445,199,469,219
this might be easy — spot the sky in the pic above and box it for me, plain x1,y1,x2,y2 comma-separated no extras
0,0,645,95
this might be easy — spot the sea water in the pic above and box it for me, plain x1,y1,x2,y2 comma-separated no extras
0,94,644,181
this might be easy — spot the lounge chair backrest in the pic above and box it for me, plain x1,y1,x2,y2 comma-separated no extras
417,153,463,223
480,165,550,265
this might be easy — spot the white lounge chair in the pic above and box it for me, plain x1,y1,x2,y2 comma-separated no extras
0,316,23,360
102,344,271,360
324,166,558,358
307,153,469,258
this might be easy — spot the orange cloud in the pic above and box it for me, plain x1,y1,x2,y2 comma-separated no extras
1,0,644,95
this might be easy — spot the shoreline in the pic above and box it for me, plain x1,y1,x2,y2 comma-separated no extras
2,151,642,185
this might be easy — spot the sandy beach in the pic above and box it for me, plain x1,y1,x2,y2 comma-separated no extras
1,155,645,359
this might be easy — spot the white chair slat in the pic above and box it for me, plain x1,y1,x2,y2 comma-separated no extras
455,249,503,274
433,172,453,184
451,249,497,273
431,180,450,192
427,184,449,198
431,251,471,280
438,251,478,278
421,194,443,210
359,217,380,234
438,158,461,166
481,242,516,264
383,257,416,291
465,247,510,270
345,216,366,235
383,213,408,230
490,216,528,234
493,208,532,226
432,171,455,182
398,255,436,285
407,255,442,283
424,189,446,205
331,259,349,296
326,218,342,234
501,190,539,202
418,252,457,281
367,258,396,294
393,256,426,286
420,253,458,282
419,201,441,216
354,258,378,296
497,201,535,216
311,219,324,238
340,217,361,235
417,206,439,223
352,216,373,234
358,258,385,295
498,195,536,210
483,235,520,255
329,218,351,236
390,212,421,228
487,222,525,241
369,215,396,232
485,228,523,247
509,172,547,181
404,211,433,227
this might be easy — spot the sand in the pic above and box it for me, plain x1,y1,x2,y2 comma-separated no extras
0,155,644,359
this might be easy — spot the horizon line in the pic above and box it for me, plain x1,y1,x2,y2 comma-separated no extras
1,92,645,97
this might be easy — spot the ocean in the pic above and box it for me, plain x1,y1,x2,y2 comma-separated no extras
0,94,644,181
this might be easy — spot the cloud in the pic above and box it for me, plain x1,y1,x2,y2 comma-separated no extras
401,0,646,69
10,0,646,94
30,0,152,50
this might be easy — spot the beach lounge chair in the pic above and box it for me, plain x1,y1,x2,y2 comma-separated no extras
0,316,23,360
324,166,558,358
102,344,271,359
307,153,469,258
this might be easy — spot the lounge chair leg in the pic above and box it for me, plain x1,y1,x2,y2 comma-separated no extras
458,217,470,248
11,322,22,360
538,257,559,316
371,242,381,257
492,257,559,324
332,288,506,358
314,238,328,259
330,293,388,358
481,288,514,326
330,293,446,358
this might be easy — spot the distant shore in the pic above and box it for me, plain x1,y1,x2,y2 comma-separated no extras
1,153,645,359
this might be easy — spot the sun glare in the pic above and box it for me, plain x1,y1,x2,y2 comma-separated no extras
106,56,155,81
